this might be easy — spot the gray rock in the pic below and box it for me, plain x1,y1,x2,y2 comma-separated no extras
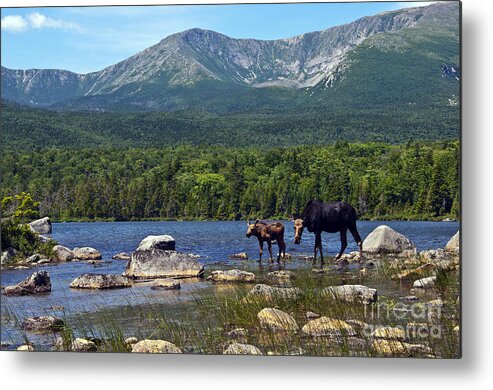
124,337,139,345
266,270,296,285
244,284,302,303
1,247,17,265
16,344,35,351
413,276,436,289
69,273,131,289
29,217,52,234
228,252,248,260
53,245,74,261
136,235,175,251
151,279,181,290
124,249,204,279
112,252,131,260
22,315,64,333
207,269,256,283
363,225,416,257
321,285,377,304
73,247,102,260
223,342,263,355
306,311,321,320
3,270,51,296
25,254,41,264
257,308,299,332
228,328,248,339
302,317,356,337
131,339,182,353
444,231,459,255
71,338,97,352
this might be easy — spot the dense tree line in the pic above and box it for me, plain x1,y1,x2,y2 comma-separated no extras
1,141,459,221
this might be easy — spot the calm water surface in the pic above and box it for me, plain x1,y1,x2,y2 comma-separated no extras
1,220,458,345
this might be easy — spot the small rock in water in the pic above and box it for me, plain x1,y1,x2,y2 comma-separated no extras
207,269,256,283
73,247,102,260
243,284,302,303
228,252,248,260
267,270,296,285
69,273,131,289
131,339,182,354
302,317,356,337
151,279,181,290
257,308,299,333
125,337,139,345
2,270,51,296
71,338,97,352
321,285,377,304
16,344,35,351
112,252,131,260
223,342,263,355
22,315,65,333
53,245,74,261
136,235,176,251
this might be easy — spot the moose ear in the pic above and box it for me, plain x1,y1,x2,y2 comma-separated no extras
246,220,250,225
254,219,259,225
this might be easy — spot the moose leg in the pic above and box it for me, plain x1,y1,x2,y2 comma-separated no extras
336,229,348,260
258,240,264,263
349,225,363,260
267,241,273,263
278,237,286,262
314,233,324,267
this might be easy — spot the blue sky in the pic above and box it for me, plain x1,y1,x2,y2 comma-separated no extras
1,2,437,73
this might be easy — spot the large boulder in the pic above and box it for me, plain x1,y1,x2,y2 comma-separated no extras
22,316,65,333
69,273,131,289
3,270,51,296
29,217,52,234
244,284,302,303
372,326,406,340
444,231,460,255
137,235,175,251
73,247,102,260
124,249,204,279
207,269,256,283
302,317,356,337
413,276,436,289
372,339,434,357
53,245,74,261
266,270,296,285
131,339,182,354
223,342,263,355
363,225,416,257
321,285,377,304
71,338,97,352
257,308,299,333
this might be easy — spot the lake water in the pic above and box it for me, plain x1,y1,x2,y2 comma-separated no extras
1,220,459,346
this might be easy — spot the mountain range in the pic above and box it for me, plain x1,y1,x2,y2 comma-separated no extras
2,2,460,113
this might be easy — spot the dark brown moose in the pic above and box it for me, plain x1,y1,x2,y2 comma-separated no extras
293,200,363,267
246,220,287,263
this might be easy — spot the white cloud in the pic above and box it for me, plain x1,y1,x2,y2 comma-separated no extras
1,12,81,33
1,15,28,32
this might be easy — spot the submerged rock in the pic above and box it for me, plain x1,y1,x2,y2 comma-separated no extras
53,245,74,261
321,285,377,304
151,279,181,290
69,273,131,289
244,284,302,303
228,252,248,260
3,270,51,296
131,339,182,354
22,315,65,333
257,308,299,333
223,342,263,355
137,235,175,251
29,217,52,234
363,225,416,257
124,249,204,279
73,247,102,260
302,317,356,337
444,231,460,255
112,252,131,260
207,269,256,283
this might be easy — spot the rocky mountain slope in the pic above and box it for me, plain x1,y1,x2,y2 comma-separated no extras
2,2,459,111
